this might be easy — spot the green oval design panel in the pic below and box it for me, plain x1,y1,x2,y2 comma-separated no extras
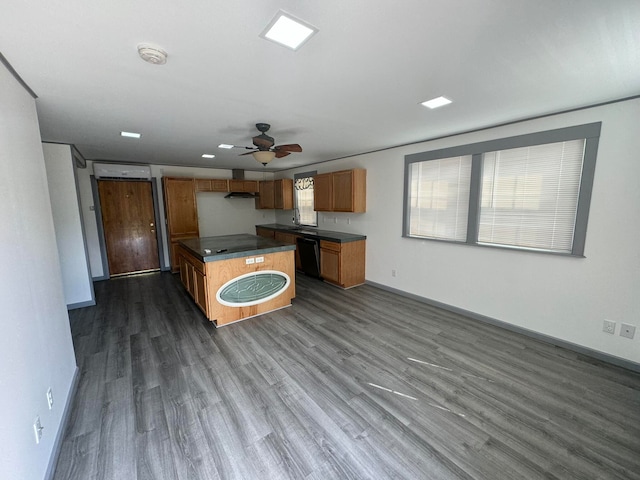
216,270,291,307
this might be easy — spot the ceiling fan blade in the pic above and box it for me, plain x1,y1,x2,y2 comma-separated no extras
239,150,257,156
274,143,302,153
275,150,291,158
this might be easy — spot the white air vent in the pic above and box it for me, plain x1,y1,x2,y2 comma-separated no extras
93,163,152,180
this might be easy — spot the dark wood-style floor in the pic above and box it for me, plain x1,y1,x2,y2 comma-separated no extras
53,272,640,480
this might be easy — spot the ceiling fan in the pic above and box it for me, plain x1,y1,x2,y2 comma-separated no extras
233,123,302,166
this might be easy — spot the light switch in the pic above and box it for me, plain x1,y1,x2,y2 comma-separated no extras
246,258,255,265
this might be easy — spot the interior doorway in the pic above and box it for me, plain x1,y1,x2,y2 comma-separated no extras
97,179,160,276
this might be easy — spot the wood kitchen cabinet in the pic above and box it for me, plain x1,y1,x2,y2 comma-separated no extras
195,178,229,192
319,239,366,288
257,181,275,209
163,177,199,272
256,179,293,210
313,169,366,212
229,179,258,193
176,246,208,316
313,173,333,211
274,179,294,209
274,231,302,270
255,227,275,239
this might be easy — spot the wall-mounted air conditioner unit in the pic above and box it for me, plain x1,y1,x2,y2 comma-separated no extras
93,163,152,180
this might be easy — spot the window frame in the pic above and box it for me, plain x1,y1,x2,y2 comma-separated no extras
402,122,601,257
294,170,318,227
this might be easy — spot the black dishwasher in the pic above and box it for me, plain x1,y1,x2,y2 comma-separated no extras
296,237,322,279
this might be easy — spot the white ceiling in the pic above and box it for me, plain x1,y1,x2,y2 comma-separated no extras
2,0,639,172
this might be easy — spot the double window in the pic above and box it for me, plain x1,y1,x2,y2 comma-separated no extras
403,123,600,256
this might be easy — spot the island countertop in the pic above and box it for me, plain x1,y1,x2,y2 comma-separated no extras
179,234,295,262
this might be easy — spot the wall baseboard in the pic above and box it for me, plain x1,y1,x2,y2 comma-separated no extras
366,280,640,374
67,299,96,310
44,366,80,480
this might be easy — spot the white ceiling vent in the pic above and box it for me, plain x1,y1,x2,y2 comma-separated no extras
93,163,152,180
137,44,167,65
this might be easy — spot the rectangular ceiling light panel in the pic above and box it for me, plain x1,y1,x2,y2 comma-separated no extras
421,96,452,109
121,131,141,138
261,11,318,50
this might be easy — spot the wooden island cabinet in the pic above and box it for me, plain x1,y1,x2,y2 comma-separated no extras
176,235,296,327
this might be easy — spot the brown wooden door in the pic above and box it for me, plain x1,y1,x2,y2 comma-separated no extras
98,180,160,276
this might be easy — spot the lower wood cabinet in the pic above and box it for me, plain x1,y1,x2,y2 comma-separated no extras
255,227,275,239
177,246,209,316
274,231,302,270
319,239,366,288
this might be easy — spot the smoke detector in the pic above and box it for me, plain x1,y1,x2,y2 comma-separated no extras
137,44,168,65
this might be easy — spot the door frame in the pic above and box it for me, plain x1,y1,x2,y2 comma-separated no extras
91,175,168,279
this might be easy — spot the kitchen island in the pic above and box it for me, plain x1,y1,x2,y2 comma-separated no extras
176,234,296,327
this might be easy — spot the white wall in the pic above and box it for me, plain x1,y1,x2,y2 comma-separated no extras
77,163,276,276
0,63,77,480
43,143,94,308
277,99,640,365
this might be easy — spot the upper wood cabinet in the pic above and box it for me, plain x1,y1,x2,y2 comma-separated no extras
274,179,293,209
257,181,275,209
229,179,258,193
313,173,333,211
195,178,228,192
256,179,293,209
163,177,200,272
314,169,366,212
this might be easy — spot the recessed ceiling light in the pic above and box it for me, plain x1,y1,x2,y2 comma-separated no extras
260,11,318,50
218,144,234,149
202,154,215,159
421,96,452,109
121,131,141,138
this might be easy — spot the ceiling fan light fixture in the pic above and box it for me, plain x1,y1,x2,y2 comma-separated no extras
252,150,276,165
261,11,318,50
137,44,168,65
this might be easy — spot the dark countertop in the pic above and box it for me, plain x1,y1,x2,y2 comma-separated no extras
256,224,366,243
179,234,295,262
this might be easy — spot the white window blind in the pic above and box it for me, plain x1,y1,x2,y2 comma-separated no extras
408,155,472,241
478,139,585,253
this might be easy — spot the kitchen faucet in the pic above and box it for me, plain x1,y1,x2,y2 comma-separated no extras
293,206,300,225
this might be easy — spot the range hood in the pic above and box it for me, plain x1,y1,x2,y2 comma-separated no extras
224,169,258,199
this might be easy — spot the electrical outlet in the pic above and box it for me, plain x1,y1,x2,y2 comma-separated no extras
391,269,397,277
620,323,636,339
603,320,615,334
333,217,337,224
347,218,351,225
33,416,43,444
46,388,53,410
